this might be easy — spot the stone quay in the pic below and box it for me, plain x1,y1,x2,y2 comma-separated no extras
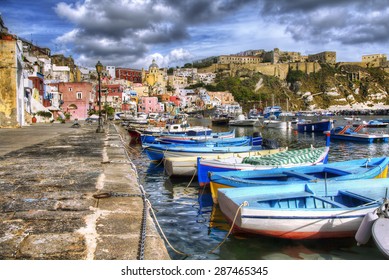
0,122,170,260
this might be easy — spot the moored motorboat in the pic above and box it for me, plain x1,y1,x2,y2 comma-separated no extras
352,120,388,128
229,114,258,126
296,119,333,133
330,125,389,143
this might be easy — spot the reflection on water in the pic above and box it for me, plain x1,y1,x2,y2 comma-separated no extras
128,116,389,260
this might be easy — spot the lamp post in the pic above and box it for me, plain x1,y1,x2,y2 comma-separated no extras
95,61,104,133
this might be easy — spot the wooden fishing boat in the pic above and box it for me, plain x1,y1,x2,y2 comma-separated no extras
218,178,389,239
140,129,235,144
296,119,333,133
142,142,265,162
209,157,389,203
197,136,330,186
330,125,389,143
164,147,284,177
148,134,260,146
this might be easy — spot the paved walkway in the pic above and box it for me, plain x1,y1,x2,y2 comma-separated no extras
0,122,170,259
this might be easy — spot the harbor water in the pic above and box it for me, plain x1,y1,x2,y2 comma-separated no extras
126,115,389,260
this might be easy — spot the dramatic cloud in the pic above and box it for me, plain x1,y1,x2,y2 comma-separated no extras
2,0,389,68
258,0,389,45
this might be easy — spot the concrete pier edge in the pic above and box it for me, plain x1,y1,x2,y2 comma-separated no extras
0,122,170,260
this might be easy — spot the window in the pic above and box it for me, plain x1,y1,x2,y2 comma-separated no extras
69,87,72,91
76,92,82,99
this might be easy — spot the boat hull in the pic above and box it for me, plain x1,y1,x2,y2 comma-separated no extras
331,133,389,143
297,120,332,133
164,148,282,177
197,146,329,186
210,157,389,203
218,179,388,239
144,144,264,161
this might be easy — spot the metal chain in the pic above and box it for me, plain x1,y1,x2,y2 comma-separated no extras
111,124,148,260
138,191,147,260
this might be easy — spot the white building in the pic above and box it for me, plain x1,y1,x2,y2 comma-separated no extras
106,66,116,79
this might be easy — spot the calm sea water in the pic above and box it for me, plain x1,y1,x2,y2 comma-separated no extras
126,115,389,260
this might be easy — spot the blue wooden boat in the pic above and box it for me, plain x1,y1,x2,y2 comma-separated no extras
330,125,389,143
141,129,235,143
145,134,261,146
296,119,333,132
218,178,389,239
197,134,330,186
209,157,389,203
142,142,264,162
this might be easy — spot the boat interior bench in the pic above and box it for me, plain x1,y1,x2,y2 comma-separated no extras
322,167,352,176
282,171,317,181
256,191,312,203
338,190,376,203
311,196,345,208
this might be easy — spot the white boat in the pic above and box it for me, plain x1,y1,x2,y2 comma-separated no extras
344,116,361,121
262,116,293,129
218,178,389,239
164,148,284,177
229,114,258,126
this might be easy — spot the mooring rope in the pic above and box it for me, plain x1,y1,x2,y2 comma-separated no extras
146,198,191,257
113,124,260,258
208,201,248,254
184,168,197,190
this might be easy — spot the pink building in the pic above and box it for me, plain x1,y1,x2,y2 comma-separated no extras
57,82,94,120
138,96,164,113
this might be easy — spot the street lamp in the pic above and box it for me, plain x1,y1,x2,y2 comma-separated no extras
95,60,104,133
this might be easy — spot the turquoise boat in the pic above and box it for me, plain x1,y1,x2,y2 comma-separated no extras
210,157,389,203
218,178,389,239
142,142,264,162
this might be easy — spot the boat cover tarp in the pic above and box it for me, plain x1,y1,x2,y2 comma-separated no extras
242,147,326,166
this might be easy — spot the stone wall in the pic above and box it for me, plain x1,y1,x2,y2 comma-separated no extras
0,34,18,128
197,61,320,80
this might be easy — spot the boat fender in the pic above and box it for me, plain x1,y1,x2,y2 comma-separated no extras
355,212,379,246
243,201,249,207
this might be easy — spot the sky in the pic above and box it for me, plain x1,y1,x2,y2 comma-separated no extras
1,0,389,70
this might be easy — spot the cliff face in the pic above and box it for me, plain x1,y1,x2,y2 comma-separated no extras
290,65,389,111
235,64,389,112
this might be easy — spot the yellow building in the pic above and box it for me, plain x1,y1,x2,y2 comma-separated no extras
0,32,25,127
142,59,167,94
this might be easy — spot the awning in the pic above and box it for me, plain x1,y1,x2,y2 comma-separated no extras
46,106,60,111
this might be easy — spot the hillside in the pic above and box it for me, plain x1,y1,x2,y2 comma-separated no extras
207,63,389,112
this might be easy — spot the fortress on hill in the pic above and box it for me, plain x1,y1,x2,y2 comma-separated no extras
195,48,389,80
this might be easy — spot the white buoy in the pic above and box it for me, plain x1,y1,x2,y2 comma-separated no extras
355,212,379,245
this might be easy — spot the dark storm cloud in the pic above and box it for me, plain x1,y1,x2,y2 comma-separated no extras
258,0,389,45
49,0,389,66
53,0,261,66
